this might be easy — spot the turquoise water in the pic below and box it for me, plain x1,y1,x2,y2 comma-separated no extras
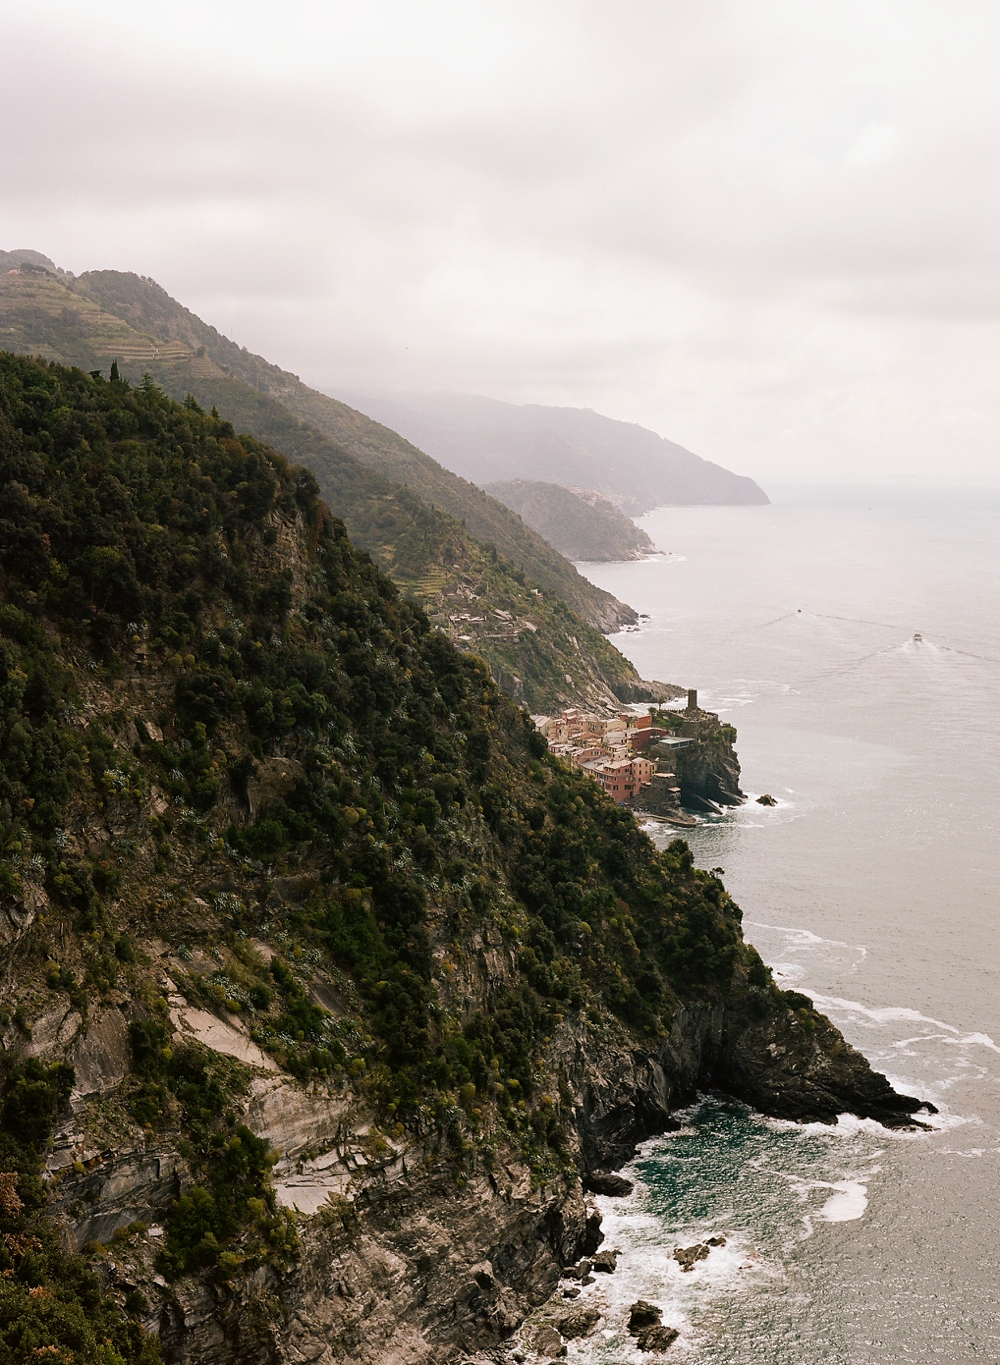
564,488,1000,1362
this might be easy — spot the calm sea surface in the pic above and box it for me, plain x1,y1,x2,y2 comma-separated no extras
563,487,1000,1363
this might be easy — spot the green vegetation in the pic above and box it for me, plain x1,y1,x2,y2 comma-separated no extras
0,353,776,1338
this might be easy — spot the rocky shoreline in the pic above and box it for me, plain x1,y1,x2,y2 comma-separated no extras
39,978,933,1364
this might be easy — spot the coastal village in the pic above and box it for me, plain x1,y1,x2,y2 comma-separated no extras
533,689,712,822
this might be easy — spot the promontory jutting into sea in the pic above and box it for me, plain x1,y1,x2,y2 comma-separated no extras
0,247,997,1365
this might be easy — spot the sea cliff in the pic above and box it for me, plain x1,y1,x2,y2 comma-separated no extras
0,356,927,1365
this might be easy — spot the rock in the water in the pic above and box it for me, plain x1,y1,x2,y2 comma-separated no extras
532,1324,567,1359
756,793,777,806
582,1210,604,1255
561,1288,581,1299
583,1173,634,1197
637,1325,680,1352
673,1243,710,1271
706,1235,727,1247
592,1249,618,1273
556,1308,600,1339
562,1259,592,1280
628,1301,662,1332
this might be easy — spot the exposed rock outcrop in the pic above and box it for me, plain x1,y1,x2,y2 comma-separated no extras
628,1301,679,1353
663,708,744,809
582,1173,634,1197
673,1243,710,1271
627,705,744,822
28,984,932,1364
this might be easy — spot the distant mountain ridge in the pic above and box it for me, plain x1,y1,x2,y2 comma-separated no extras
484,479,657,562
343,391,769,515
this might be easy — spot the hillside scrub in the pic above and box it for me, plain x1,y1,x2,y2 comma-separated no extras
0,354,803,1345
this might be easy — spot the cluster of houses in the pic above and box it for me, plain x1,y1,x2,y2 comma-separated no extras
533,706,682,806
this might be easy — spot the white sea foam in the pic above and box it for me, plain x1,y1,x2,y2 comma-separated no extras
562,1212,776,1363
761,1110,918,1141
745,920,868,962
782,1173,872,1235
817,1180,869,1221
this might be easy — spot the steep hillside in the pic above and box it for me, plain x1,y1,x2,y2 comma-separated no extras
484,479,657,562
0,265,650,713
66,270,635,634
0,355,930,1363
348,390,770,515
0,249,62,274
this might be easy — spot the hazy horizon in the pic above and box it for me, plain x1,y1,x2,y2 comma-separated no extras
4,2,1000,489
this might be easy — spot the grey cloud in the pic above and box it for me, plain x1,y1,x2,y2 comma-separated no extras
3,0,1000,482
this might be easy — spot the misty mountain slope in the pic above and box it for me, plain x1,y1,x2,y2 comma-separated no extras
0,264,654,713
70,270,636,635
485,478,657,562
0,248,61,273
348,390,769,516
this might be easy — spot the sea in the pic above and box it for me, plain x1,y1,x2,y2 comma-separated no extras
559,486,1000,1364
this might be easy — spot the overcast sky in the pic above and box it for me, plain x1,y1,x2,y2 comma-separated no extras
3,0,1000,486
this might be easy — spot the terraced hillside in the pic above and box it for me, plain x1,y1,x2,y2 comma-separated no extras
47,269,635,635
0,265,657,714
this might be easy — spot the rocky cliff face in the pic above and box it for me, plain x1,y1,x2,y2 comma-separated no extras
34,978,930,1365
0,356,928,1365
626,709,744,825
646,709,744,814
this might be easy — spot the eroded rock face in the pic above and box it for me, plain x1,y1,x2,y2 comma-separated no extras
717,990,933,1128
628,1301,662,1332
21,972,930,1365
0,879,48,948
245,757,305,821
583,1173,633,1197
25,1005,82,1057
673,1243,710,1272
168,1005,279,1072
531,1322,567,1359
627,1301,679,1353
71,1007,132,1097
637,1324,680,1352
557,1306,600,1338
284,1166,589,1365
9,836,930,1365
49,1144,190,1250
